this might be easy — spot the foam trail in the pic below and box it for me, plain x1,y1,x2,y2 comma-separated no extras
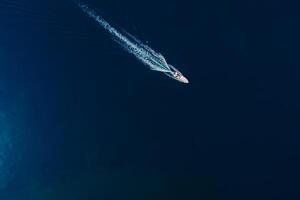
78,4,172,73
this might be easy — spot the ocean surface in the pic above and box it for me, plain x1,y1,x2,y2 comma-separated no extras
0,0,300,199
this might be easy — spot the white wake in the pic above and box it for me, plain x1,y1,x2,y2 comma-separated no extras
78,4,172,73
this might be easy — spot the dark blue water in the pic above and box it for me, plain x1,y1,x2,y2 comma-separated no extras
0,0,300,199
